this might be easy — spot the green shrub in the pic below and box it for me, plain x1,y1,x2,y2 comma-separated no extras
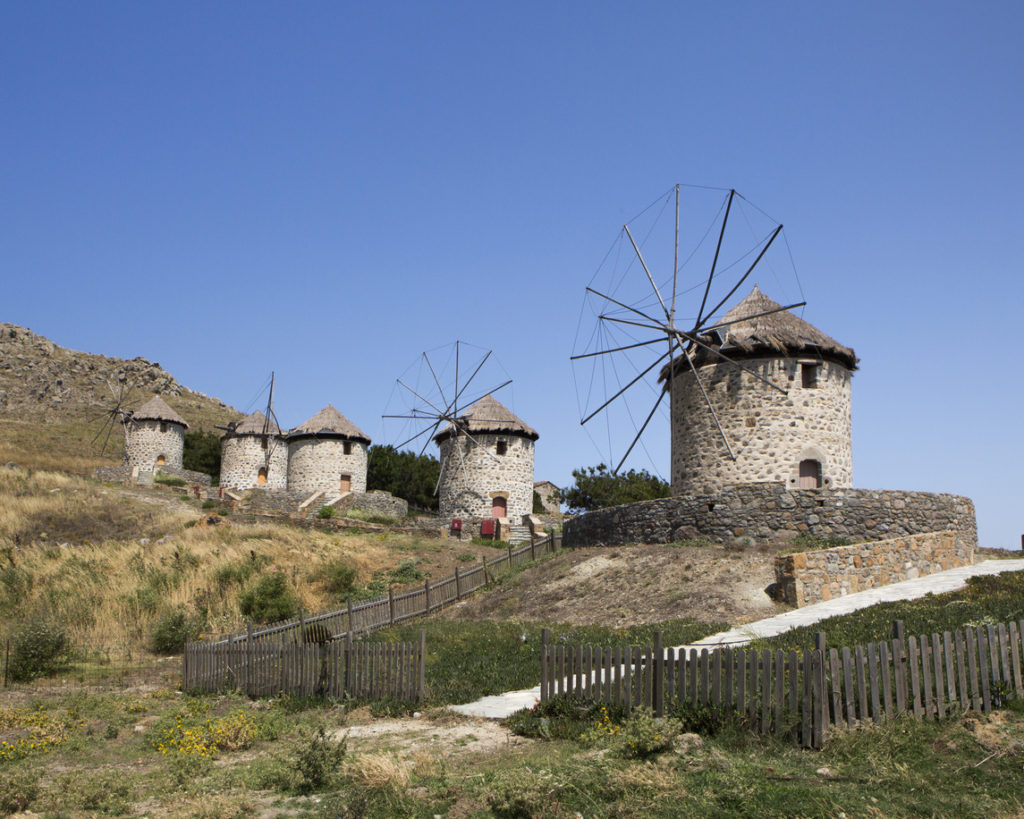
291,726,346,793
0,769,39,814
313,560,357,598
471,536,510,548
201,500,216,510
385,560,425,585
615,707,681,758
238,572,299,624
154,474,187,487
150,609,205,654
456,552,475,562
316,505,335,519
7,617,70,681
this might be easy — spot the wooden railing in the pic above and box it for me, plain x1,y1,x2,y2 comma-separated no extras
184,630,426,700
197,533,562,647
540,619,1024,749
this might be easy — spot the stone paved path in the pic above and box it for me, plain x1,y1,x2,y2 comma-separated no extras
450,558,1024,719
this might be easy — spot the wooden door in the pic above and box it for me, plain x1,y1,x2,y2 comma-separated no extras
798,459,821,489
155,455,166,466
257,467,268,486
491,496,507,518
340,474,351,493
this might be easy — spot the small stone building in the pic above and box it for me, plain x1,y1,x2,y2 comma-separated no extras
664,285,858,495
287,405,371,495
533,480,561,514
123,395,188,471
434,395,538,521
219,410,288,490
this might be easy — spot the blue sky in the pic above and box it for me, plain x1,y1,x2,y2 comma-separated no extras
3,2,1021,548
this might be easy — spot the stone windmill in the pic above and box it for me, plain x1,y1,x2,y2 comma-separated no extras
287,405,371,495
573,185,856,495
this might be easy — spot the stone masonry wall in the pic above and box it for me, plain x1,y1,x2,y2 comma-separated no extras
220,435,289,490
286,438,368,494
92,464,211,486
124,420,185,470
333,489,407,518
774,531,975,607
438,432,534,520
671,356,852,494
563,484,977,549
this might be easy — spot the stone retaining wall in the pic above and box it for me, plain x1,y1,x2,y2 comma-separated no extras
562,484,976,549
774,531,975,606
333,490,408,519
92,464,212,486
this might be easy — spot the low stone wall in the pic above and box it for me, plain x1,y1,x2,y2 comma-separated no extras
562,484,977,549
333,490,408,519
91,465,212,486
774,531,975,607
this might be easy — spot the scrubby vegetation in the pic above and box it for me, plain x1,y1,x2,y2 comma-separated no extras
560,463,670,512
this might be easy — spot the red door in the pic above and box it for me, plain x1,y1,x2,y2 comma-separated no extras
491,496,507,518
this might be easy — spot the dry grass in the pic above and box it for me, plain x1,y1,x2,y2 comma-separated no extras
0,466,413,660
346,753,411,791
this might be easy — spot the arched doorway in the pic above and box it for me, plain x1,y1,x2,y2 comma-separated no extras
257,467,268,486
155,454,166,466
798,459,822,489
491,496,507,518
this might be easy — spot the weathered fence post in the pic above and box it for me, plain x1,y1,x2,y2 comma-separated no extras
530,537,536,561
418,629,426,702
246,622,254,697
344,631,353,698
424,579,431,613
541,628,550,702
455,566,462,600
347,598,355,634
388,586,396,624
507,544,513,569
653,632,664,716
298,609,305,644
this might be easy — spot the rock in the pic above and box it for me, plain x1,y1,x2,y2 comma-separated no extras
139,538,150,546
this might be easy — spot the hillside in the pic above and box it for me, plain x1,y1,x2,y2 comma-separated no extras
0,322,239,472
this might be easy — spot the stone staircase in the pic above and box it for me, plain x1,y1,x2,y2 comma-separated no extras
508,524,532,545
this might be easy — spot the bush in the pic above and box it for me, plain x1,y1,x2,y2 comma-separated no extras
201,500,216,510
0,769,39,814
313,560,357,598
150,609,205,654
316,505,335,519
7,617,70,681
615,707,681,758
238,572,299,624
291,726,347,793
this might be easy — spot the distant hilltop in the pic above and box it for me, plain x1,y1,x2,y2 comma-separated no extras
0,322,237,431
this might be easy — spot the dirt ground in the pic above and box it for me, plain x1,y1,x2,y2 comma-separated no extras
438,542,791,628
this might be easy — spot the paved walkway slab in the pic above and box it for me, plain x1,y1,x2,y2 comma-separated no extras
449,558,1024,720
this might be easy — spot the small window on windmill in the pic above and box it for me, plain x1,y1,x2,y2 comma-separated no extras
801,362,820,389
343,441,352,455
261,438,268,450
745,416,756,428
160,422,168,433
496,440,507,456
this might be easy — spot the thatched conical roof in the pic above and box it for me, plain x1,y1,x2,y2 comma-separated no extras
288,405,371,444
434,394,539,444
664,285,857,376
227,410,284,437
132,395,188,428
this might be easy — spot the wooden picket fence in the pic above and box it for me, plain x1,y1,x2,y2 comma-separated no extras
199,533,561,648
540,619,1024,749
183,630,426,700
